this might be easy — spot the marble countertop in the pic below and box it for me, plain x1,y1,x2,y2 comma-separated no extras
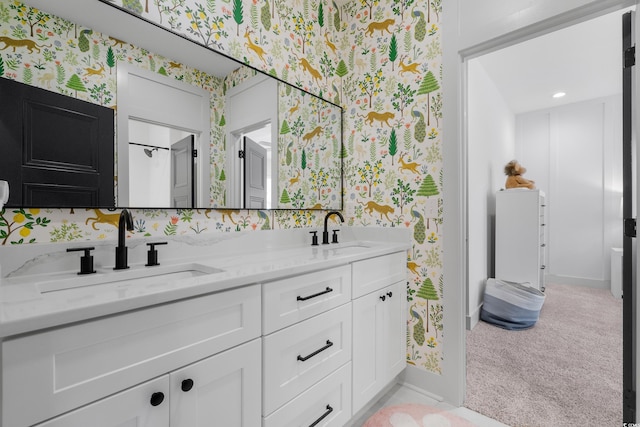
0,227,410,338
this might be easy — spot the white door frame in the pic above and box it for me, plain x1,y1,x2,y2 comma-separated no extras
438,0,638,408
117,62,211,207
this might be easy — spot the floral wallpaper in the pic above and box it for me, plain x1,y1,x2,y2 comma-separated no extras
0,0,444,375
277,84,342,209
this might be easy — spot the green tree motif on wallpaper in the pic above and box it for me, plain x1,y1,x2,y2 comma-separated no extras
357,160,384,197
392,0,415,21
335,59,348,102
319,51,335,81
280,188,291,204
388,128,398,165
359,69,385,108
66,74,86,97
388,33,398,71
317,2,324,34
310,168,330,201
301,148,307,176
430,92,442,127
360,0,379,19
106,46,115,74
417,277,439,333
88,83,113,106
430,303,443,338
292,12,314,54
185,4,227,48
391,179,415,214
233,0,243,36
417,70,440,125
0,209,51,245
392,82,416,117
9,2,49,37
430,0,443,22
291,116,305,145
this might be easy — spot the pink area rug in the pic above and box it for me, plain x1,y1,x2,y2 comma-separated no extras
363,403,477,427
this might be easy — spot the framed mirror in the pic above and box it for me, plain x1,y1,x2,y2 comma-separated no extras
1,0,342,210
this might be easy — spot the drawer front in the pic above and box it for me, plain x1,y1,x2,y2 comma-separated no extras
3,284,261,427
352,251,406,298
263,303,352,415
263,265,351,334
263,362,352,427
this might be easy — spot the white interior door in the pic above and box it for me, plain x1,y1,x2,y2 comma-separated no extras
171,135,194,208
243,136,267,209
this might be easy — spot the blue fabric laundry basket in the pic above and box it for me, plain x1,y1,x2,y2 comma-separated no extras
480,278,546,330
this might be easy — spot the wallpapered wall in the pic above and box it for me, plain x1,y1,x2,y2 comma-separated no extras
0,0,444,374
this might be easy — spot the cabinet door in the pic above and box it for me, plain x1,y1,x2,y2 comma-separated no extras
352,287,387,414
169,339,261,427
36,376,170,427
383,281,407,379
352,282,406,415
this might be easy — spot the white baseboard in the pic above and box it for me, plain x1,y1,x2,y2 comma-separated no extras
401,364,463,406
466,303,483,330
545,274,609,289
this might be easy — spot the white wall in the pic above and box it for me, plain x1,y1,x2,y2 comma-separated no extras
515,95,623,287
467,60,515,329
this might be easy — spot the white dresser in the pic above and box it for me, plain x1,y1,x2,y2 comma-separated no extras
495,189,546,291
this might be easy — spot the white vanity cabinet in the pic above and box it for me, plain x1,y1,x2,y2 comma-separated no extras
34,339,261,427
2,284,261,427
352,253,407,415
262,265,353,426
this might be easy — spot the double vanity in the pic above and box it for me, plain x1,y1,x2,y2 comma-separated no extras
0,226,409,427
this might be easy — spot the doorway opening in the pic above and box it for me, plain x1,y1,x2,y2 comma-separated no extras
464,6,632,425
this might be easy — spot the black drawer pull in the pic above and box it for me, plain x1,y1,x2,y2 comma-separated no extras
380,295,386,301
297,287,333,301
309,404,334,427
181,378,194,392
297,340,333,362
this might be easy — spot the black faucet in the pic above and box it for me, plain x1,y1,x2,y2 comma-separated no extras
114,209,134,270
323,211,344,244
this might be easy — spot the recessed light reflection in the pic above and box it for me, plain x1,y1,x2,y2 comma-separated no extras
552,92,566,99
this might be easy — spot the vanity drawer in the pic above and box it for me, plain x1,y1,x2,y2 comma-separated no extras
2,284,261,427
352,251,406,298
263,265,351,334
263,303,352,415
263,362,352,427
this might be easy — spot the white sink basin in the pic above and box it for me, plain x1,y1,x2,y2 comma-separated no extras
324,244,372,255
37,263,223,294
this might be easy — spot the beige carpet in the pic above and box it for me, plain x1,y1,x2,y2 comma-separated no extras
465,283,623,427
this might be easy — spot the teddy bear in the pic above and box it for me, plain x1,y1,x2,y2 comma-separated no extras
504,160,535,189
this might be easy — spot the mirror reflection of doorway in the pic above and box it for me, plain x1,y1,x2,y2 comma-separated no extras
128,120,196,208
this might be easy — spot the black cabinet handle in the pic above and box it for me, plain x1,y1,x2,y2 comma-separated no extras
150,392,165,406
297,287,333,301
380,295,386,301
181,378,194,392
309,405,334,427
297,340,333,362
387,291,393,298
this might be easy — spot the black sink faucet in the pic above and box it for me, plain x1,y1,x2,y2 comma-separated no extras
114,209,134,270
323,211,344,244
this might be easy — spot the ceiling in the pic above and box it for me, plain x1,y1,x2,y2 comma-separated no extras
475,7,633,114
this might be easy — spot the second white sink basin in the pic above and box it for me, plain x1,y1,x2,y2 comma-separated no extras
37,263,223,294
